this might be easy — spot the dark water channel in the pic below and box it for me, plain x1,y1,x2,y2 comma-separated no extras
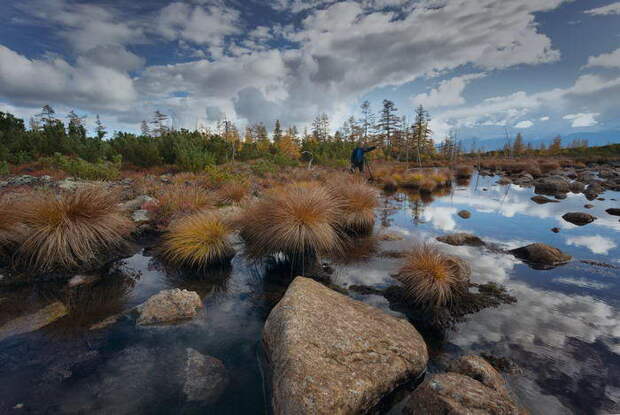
1,174,619,414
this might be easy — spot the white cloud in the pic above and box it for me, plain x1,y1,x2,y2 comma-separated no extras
515,120,534,128
563,112,599,127
411,73,486,109
584,2,620,16
566,235,617,255
540,116,550,121
585,48,620,69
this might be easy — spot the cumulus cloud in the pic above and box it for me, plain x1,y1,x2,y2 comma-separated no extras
540,116,550,121
411,73,486,109
515,120,534,129
566,235,617,255
584,2,620,16
585,48,620,69
563,112,599,127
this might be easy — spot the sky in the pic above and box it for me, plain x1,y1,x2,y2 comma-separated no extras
1,0,619,144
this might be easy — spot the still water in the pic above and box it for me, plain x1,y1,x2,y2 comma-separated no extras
1,174,619,414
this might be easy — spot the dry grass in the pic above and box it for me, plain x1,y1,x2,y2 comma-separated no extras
455,165,473,178
328,175,379,234
215,180,250,205
239,182,344,259
539,160,560,173
161,211,234,268
15,186,134,271
395,243,470,308
147,185,213,226
382,177,398,192
0,198,25,257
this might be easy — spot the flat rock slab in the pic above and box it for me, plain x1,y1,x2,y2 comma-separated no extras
0,302,68,342
135,289,202,326
510,243,571,269
263,277,428,415
530,195,559,204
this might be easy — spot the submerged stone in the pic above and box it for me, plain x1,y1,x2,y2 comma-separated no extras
263,277,428,415
437,233,485,247
448,355,511,397
458,210,471,219
530,195,559,204
135,288,202,325
183,348,229,403
562,212,596,226
510,243,571,268
0,302,68,342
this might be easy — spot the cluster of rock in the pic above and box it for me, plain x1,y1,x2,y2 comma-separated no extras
262,277,525,414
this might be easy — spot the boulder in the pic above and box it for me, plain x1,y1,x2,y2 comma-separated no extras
457,210,471,219
447,355,510,397
404,373,522,415
132,209,151,223
510,243,571,268
263,277,428,415
569,181,585,193
562,212,596,226
585,182,604,200
530,195,558,204
534,176,569,195
437,233,485,247
135,289,202,325
606,208,620,217
0,302,68,342
183,348,229,403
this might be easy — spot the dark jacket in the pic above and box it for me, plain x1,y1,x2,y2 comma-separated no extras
351,146,376,165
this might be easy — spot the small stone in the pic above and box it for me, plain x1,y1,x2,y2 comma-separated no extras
183,348,229,403
89,314,121,330
551,227,560,233
379,232,405,241
562,212,596,226
132,209,151,223
531,195,559,204
510,243,571,268
458,210,471,219
584,204,594,209
437,233,485,247
497,177,512,185
135,289,202,326
68,274,100,287
606,208,620,216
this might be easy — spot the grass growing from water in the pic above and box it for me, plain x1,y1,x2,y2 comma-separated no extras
328,175,379,235
147,185,213,226
15,186,134,271
395,243,470,309
239,182,344,260
161,211,234,269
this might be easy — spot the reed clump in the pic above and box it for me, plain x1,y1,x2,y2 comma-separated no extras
161,211,234,269
238,182,344,259
15,186,134,271
328,175,379,234
395,243,470,308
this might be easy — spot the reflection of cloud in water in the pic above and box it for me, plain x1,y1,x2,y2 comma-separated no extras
422,206,457,231
566,235,617,255
553,277,611,290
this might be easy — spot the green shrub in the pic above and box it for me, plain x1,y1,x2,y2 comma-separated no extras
175,140,216,173
0,160,9,175
251,159,278,177
41,153,121,180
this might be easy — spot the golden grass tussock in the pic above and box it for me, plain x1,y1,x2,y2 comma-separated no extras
395,243,470,308
328,175,379,234
161,211,235,268
15,186,134,271
215,180,250,205
455,165,473,178
239,182,344,259
148,185,213,226
0,198,26,257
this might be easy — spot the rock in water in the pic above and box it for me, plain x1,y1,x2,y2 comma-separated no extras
530,195,559,204
404,373,522,415
457,210,471,219
606,208,620,216
183,348,229,403
263,277,428,415
0,302,68,341
510,243,571,268
534,176,570,195
436,233,485,247
562,212,596,226
447,355,510,397
135,289,202,325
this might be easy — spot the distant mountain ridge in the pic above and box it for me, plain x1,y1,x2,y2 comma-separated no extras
459,130,620,152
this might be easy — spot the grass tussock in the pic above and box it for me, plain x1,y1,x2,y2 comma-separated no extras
215,180,250,205
328,175,379,234
15,186,134,271
0,198,25,257
147,185,213,226
395,243,470,308
161,211,234,269
239,182,344,259
455,165,473,178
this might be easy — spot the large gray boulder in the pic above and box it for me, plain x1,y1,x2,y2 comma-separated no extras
534,176,569,195
263,277,428,415
135,289,202,325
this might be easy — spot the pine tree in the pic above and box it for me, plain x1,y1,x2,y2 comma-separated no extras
67,110,87,140
359,100,375,140
150,110,169,136
140,120,150,136
37,105,56,127
376,99,400,156
411,105,432,166
549,136,562,154
512,133,525,156
312,113,329,141
273,119,283,143
95,114,107,139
